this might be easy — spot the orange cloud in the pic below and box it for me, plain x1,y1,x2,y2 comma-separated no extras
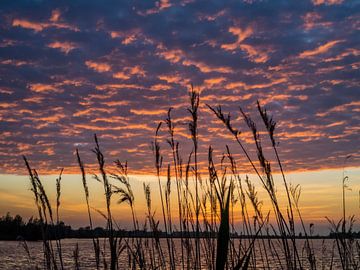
36,113,66,123
85,60,111,72
17,143,31,151
239,44,270,63
1,59,30,66
279,131,325,141
158,74,189,85
316,65,344,74
112,65,146,80
0,102,13,109
73,107,115,117
18,109,33,114
125,66,146,77
324,48,360,62
221,26,270,63
316,101,360,117
203,77,226,87
182,59,232,74
221,26,253,51
73,123,152,131
326,121,346,128
113,72,130,80
62,79,84,87
299,40,344,58
157,48,184,64
224,81,247,90
110,31,121,38
312,0,343,5
43,147,55,156
202,94,252,102
302,12,332,30
23,96,45,103
159,0,171,10
29,83,62,93
122,35,137,45
103,101,130,107
108,28,145,47
12,17,78,32
157,45,232,73
91,116,127,124
48,41,77,54
150,84,172,91
12,19,44,32
50,9,61,22
130,108,168,116
225,77,286,91
95,83,143,90
138,0,172,15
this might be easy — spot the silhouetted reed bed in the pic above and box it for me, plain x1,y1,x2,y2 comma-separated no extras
22,89,359,269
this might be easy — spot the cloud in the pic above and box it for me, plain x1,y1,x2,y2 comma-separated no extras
73,107,115,117
130,109,168,115
95,83,143,90
150,84,172,91
238,44,270,63
182,59,233,74
203,77,226,87
157,48,185,64
137,0,172,15
12,16,78,32
312,0,344,5
48,41,77,54
316,101,360,117
85,60,111,72
299,40,344,58
158,74,189,85
0,0,358,175
221,26,253,51
29,83,62,93
50,9,61,23
221,25,271,63
113,72,130,80
225,78,286,91
12,19,45,32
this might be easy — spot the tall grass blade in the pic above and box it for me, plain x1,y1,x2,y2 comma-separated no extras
216,184,232,270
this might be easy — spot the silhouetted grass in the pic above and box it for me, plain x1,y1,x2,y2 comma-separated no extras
21,90,360,270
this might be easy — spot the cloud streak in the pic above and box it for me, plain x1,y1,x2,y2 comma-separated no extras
299,40,344,58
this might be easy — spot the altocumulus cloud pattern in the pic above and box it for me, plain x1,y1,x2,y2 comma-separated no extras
0,0,359,174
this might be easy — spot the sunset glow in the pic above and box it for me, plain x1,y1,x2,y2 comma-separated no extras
0,0,359,233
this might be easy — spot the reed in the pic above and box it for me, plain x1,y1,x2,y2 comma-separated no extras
76,149,101,269
187,86,200,269
23,156,64,270
21,91,360,270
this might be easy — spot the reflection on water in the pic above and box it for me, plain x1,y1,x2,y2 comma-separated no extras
0,238,350,269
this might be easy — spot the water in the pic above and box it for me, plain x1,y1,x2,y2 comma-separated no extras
0,238,355,269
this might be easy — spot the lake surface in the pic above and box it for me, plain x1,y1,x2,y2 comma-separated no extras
0,238,353,269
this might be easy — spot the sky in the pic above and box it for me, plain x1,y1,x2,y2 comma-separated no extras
0,0,359,232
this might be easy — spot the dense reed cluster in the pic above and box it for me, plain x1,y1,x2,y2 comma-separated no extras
22,89,359,269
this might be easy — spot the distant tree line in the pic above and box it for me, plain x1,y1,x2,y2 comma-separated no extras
1,213,359,241
0,213,71,241
0,213,115,241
